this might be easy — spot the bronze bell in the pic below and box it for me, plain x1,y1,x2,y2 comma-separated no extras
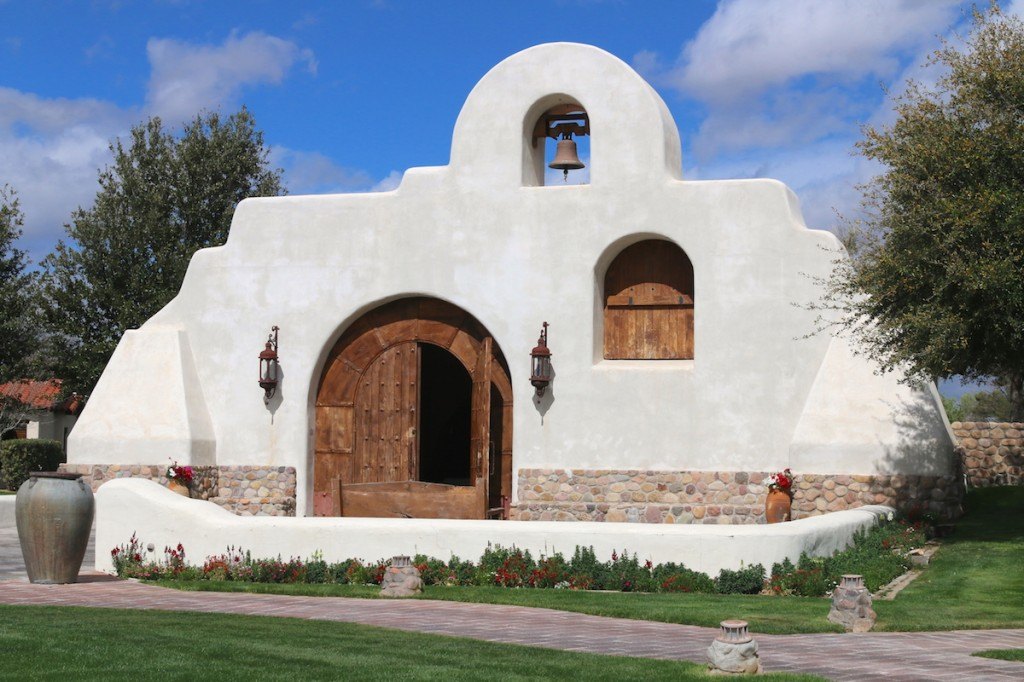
549,137,585,181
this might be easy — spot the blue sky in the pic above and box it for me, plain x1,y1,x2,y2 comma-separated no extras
1,0,1016,395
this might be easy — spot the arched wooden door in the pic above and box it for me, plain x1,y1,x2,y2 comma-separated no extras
314,298,513,519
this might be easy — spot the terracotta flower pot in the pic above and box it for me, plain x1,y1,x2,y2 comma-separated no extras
168,479,191,497
765,489,792,524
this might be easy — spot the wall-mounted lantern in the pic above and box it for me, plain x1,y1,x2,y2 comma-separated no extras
530,322,552,396
258,325,280,403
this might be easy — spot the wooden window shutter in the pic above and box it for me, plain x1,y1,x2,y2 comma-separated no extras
603,239,694,359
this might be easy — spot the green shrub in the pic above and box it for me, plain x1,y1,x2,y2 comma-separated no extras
568,546,608,588
412,554,449,585
119,517,922,598
715,564,765,594
306,558,329,584
0,439,64,490
327,558,367,584
250,557,307,583
606,550,657,592
654,562,716,593
477,545,536,587
528,553,568,588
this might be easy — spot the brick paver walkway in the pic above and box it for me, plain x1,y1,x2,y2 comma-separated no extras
0,530,1021,680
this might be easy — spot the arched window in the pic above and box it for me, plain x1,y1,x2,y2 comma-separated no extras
603,239,694,359
524,101,590,186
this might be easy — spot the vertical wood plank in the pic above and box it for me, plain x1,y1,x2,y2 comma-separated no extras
604,239,694,359
352,342,418,486
470,337,493,514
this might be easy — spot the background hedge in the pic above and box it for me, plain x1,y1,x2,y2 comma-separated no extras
0,439,64,490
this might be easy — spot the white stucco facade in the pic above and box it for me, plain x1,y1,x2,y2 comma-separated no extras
68,43,956,519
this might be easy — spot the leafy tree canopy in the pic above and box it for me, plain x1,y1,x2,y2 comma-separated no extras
0,185,37,382
825,5,1024,419
942,387,1013,423
39,107,284,394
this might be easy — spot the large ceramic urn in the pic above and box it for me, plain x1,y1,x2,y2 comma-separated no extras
16,472,95,584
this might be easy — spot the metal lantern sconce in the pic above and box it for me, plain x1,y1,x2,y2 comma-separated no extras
258,326,280,403
530,322,552,396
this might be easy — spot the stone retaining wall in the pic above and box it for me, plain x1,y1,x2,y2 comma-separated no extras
511,469,962,523
59,464,296,516
951,421,1023,487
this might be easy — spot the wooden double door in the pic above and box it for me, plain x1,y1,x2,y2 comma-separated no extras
314,298,512,519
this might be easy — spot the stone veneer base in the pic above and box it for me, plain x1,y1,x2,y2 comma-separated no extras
951,421,1023,487
59,464,296,516
511,469,963,523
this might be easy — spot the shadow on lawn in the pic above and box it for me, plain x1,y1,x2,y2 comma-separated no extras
949,486,1024,543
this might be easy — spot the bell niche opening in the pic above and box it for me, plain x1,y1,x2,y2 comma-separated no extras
525,102,590,186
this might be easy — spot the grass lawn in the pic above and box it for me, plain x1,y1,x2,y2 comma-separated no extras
0,605,823,681
872,486,1024,632
155,487,1024,635
165,580,842,634
972,649,1024,662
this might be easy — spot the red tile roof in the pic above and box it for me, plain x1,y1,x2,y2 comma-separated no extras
0,380,83,414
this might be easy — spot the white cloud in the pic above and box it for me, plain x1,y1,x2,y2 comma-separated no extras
671,0,963,104
645,0,966,166
0,30,331,261
0,31,339,260
0,87,128,135
370,170,404,192
0,88,134,260
636,0,973,241
689,87,860,159
270,147,375,195
145,31,316,122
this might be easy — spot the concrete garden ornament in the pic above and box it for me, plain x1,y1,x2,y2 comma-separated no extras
706,620,761,675
828,574,876,632
380,555,423,597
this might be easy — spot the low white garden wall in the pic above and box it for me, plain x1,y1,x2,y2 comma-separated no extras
95,479,893,576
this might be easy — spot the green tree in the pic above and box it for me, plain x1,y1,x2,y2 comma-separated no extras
941,387,1013,423
0,186,37,381
39,107,284,393
824,5,1024,420
0,186,44,435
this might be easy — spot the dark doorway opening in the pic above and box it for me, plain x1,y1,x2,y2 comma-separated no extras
419,343,472,486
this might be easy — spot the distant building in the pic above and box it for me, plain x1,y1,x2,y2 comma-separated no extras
0,379,83,452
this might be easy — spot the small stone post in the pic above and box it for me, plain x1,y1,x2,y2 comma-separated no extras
828,574,876,632
707,620,762,675
380,555,423,598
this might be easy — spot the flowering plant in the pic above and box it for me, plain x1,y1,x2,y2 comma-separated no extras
167,461,194,486
767,468,793,493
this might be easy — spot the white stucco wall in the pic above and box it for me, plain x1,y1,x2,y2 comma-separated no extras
69,43,955,516
95,478,891,576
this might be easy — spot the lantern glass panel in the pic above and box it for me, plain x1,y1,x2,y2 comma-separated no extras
261,358,276,382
